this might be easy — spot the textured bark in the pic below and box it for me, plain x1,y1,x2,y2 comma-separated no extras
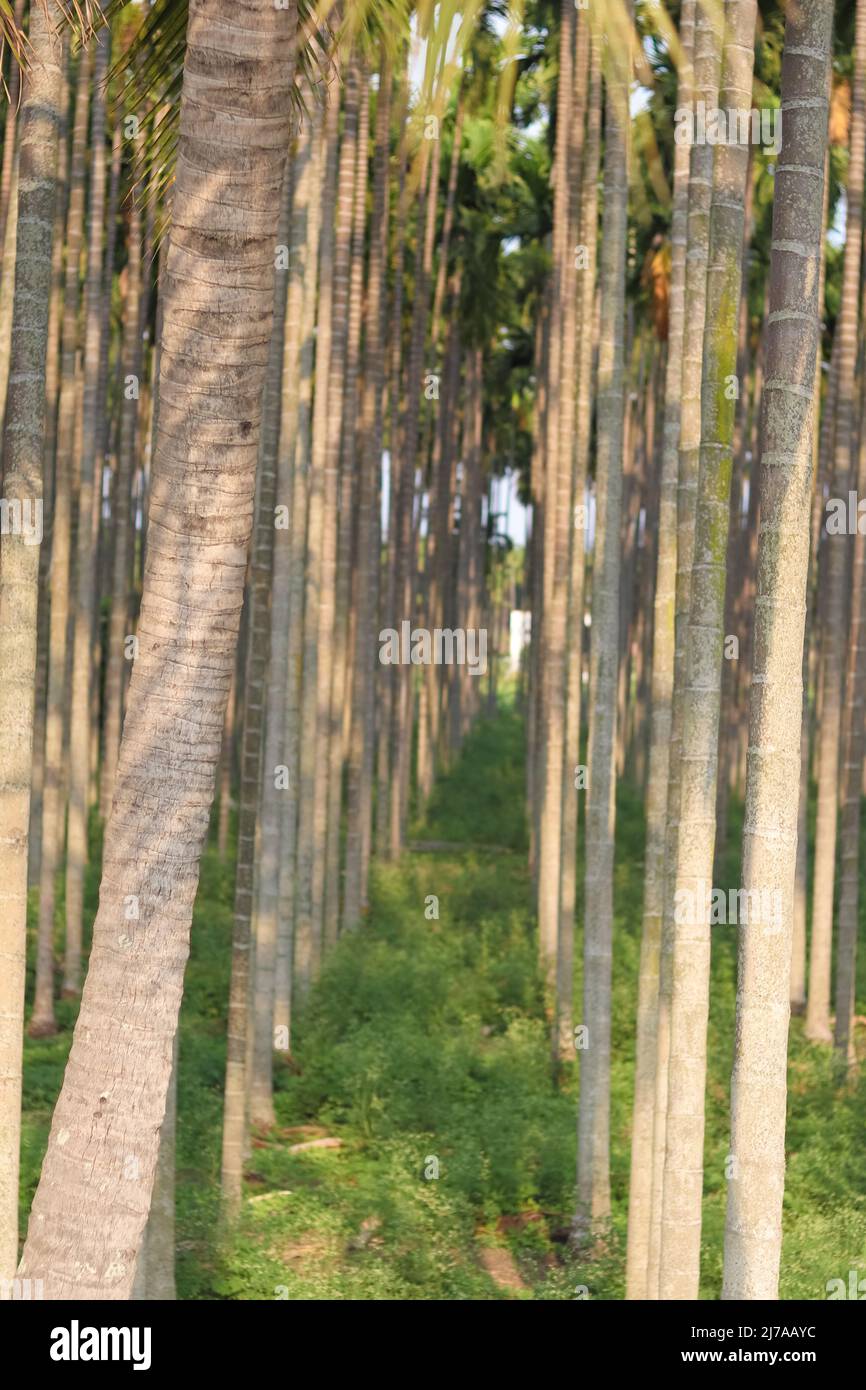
295,80,340,991
32,43,89,1038
28,50,69,895
323,57,364,948
18,0,296,1298
418,95,464,798
0,0,65,1282
375,87,409,857
101,152,144,816
661,0,756,1300
133,1038,177,1300
344,52,391,930
0,0,24,276
723,0,831,1298
223,121,297,1195
0,158,19,459
575,8,630,1240
249,66,299,1130
835,345,866,1061
389,133,435,854
217,660,237,860
646,0,720,1298
806,0,866,1043
537,0,575,988
626,0,694,1301
555,9,591,1062
64,29,110,996
276,99,325,1036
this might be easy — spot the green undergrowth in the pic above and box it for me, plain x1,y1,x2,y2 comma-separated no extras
20,701,866,1299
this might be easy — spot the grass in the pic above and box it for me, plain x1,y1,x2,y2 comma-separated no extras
20,698,866,1299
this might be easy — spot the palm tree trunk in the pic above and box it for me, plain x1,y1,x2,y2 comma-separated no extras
574,5,630,1242
295,78,340,992
64,28,110,996
537,0,575,988
344,51,392,930
101,151,144,815
0,0,65,1283
275,98,326,1038
626,0,694,1300
222,126,297,1195
248,62,299,1129
555,6,591,1063
31,44,85,1038
322,55,363,948
722,0,831,1298
834,365,866,1062
18,0,297,1298
806,0,866,1043
661,0,756,1300
646,0,720,1297
28,49,69,895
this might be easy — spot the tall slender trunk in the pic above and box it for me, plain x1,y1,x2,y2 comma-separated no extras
101,152,144,815
344,51,391,930
64,28,110,995
661,0,756,1300
322,56,363,948
0,0,65,1282
806,0,866,1043
222,116,297,1196
249,56,299,1129
625,0,694,1301
28,49,70,894
18,0,297,1297
722,0,831,1298
376,83,409,857
537,0,575,987
834,350,866,1062
646,0,721,1297
276,98,326,1038
555,7,590,1062
295,78,340,991
32,43,87,1038
574,5,630,1241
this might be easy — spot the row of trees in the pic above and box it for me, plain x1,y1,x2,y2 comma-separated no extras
0,0,533,1297
525,0,858,1301
0,0,860,1301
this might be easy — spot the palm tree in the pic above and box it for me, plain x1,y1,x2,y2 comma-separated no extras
344,48,392,930
537,0,575,999
807,0,866,1044
723,0,832,1300
295,75,340,992
250,47,304,1131
222,131,296,1202
575,0,630,1244
626,0,694,1301
101,147,144,814
276,97,327,1037
660,0,757,1299
555,5,591,1064
647,0,721,1297
18,0,299,1298
29,38,91,1034
0,0,65,1284
64,27,110,996
321,53,362,948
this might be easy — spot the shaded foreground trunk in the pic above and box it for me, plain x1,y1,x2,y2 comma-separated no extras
18,0,297,1298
